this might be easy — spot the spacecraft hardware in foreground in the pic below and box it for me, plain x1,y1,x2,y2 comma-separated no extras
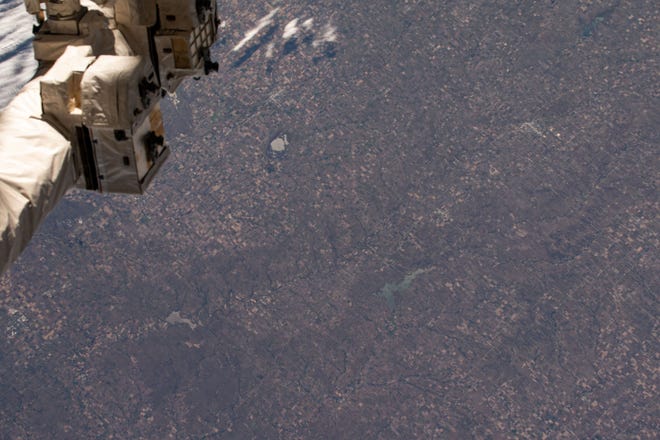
0,0,220,274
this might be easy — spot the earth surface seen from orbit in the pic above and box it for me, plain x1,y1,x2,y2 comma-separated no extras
0,0,658,438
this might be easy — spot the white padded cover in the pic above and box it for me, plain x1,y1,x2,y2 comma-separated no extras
0,79,76,273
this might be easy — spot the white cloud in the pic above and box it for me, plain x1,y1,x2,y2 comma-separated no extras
232,8,280,52
313,23,338,47
265,42,275,58
282,18,299,40
302,18,314,31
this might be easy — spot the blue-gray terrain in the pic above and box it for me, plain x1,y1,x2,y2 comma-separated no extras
1,1,657,438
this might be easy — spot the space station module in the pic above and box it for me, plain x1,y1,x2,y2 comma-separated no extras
0,0,220,273
29,0,219,193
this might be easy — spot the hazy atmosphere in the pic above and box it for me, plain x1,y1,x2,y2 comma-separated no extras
1,0,657,438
